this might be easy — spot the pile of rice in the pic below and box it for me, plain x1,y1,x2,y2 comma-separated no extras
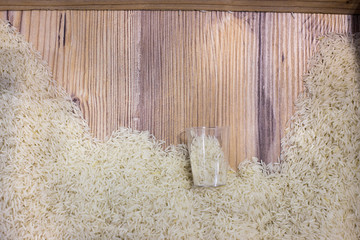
0,20,359,239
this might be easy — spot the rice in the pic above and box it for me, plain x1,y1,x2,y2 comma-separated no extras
188,134,227,187
0,20,359,239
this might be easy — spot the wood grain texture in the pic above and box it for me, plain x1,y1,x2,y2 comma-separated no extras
0,1,360,14
0,11,359,168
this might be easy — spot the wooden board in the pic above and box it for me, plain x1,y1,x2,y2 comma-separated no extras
0,11,359,169
0,1,360,14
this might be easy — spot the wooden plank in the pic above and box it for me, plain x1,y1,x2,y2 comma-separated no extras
0,11,357,168
0,1,360,14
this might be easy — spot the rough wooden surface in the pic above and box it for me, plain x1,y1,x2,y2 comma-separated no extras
0,1,360,14
0,11,358,168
